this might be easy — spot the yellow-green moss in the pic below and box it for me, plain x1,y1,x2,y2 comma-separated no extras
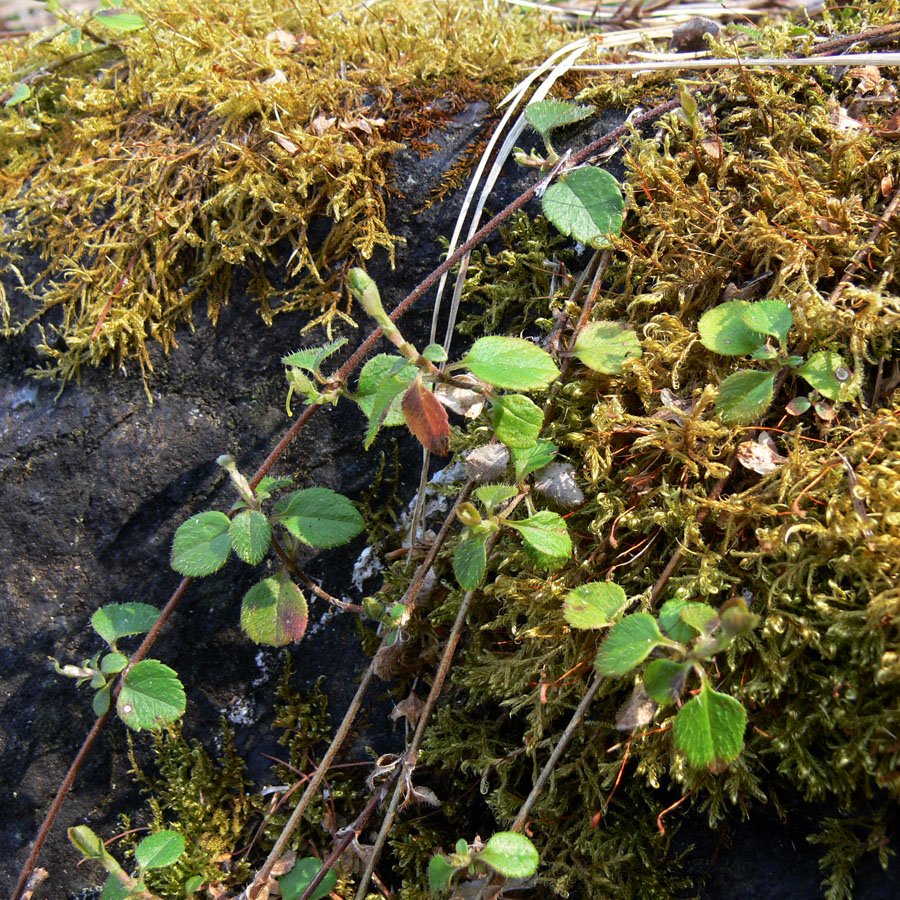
0,0,564,387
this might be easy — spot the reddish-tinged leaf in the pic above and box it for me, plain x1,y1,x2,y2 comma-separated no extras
401,376,450,456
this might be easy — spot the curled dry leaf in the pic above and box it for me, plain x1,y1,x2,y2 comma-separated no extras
390,690,426,727
271,850,297,878
615,683,657,731
265,28,297,51
340,116,386,135
651,388,695,425
434,374,485,418
270,132,299,155
828,102,865,133
532,461,584,508
736,433,787,475
465,443,510,482
309,113,337,135
373,635,403,681
263,69,288,85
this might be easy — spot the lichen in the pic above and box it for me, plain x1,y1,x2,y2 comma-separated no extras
0,0,563,389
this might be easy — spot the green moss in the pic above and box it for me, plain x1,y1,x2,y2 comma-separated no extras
0,0,563,389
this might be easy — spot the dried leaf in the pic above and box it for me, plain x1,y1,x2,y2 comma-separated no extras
736,434,787,475
309,114,337,135
828,103,865,132
848,66,882,92
270,132,299,155
651,388,694,425
271,851,297,878
390,690,426,727
401,375,450,455
875,108,900,139
340,116,386,134
465,443,510,482
700,137,722,159
373,636,402,681
434,374,485,418
263,69,288,85
265,28,297,51
615,683,657,731
532,461,584,508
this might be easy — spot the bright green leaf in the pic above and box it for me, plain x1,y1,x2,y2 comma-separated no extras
510,439,557,481
785,395,811,415
463,337,559,391
4,83,31,108
643,659,690,704
477,832,539,879
428,854,456,895
357,355,416,445
184,876,205,895
698,301,767,356
93,688,111,717
716,370,775,425
241,572,309,646
679,602,718,634
492,393,543,449
672,681,747,768
94,9,145,31
422,343,449,362
740,300,792,345
100,652,128,675
135,830,185,869
475,484,518,512
507,510,571,568
563,582,628,630
171,511,232,577
796,350,852,401
100,874,132,900
254,476,293,502
69,824,105,859
273,488,364,548
572,321,642,374
279,857,337,900
596,613,665,675
454,532,488,590
229,510,271,565
659,598,712,642
542,166,625,249
525,98,595,137
91,602,159,646
117,660,186,731
282,339,347,373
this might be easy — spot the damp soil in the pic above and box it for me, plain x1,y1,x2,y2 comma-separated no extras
1,101,898,900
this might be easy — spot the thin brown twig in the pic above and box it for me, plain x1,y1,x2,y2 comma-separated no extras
810,22,900,56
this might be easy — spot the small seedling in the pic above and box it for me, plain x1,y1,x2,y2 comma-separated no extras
52,602,186,731
698,299,854,424
68,825,185,900
428,831,539,895
565,584,759,769
170,457,364,646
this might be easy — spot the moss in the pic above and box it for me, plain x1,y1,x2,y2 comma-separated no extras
0,0,564,389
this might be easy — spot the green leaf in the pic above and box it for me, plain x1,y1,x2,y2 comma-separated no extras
422,343,448,362
117,660,186,731
91,602,159,646
643,659,690,704
356,355,417,446
679,602,718,634
94,9,145,31
229,510,271,565
740,300,792,345
510,439,557,481
796,350,852,401
171,511,232,577
254,476,293,502
282,339,348,373
101,874,132,900
572,321,642,374
69,824,105,859
596,613,665,675
475,484,518,512
462,336,559,391
672,681,747,768
491,393,543,449
659,598,712,642
428,854,457,895
184,876,205,895
4,83,31,108
785,395,811,415
453,532,488,590
698,301,767,356
279,857,337,900
93,687,111,717
716,370,775,425
273,487,364,548
100,652,128,674
524,98,595,137
135,830,185,869
477,832,539,879
241,573,309,646
563,582,628,630
541,166,625,249
507,510,571,568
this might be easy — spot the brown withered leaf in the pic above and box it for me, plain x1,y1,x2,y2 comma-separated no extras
615,683,657,731
265,28,297,51
736,433,787,475
875,108,900,140
434,374,485,418
390,690,426,727
270,132,299,155
263,69,288,85
309,113,337,135
339,116,386,135
373,636,402,681
401,375,450,456
464,443,510,482
270,850,297,878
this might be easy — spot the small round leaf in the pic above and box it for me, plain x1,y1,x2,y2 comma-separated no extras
507,511,572,568
92,602,160,646
428,854,457,895
563,582,627,630
492,393,543,449
596,613,665,675
672,681,747,768
135,830,185,869
229,509,271,565
542,166,625,249
477,832,539,879
698,301,766,356
171,511,232,577
716,370,775,425
273,488,364,548
795,350,852,401
117,660,186,731
573,321,642,374
241,573,309,646
279,857,337,900
643,659,690,704
525,98,595,137
454,533,488,590
739,300,793,345
463,337,559,391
